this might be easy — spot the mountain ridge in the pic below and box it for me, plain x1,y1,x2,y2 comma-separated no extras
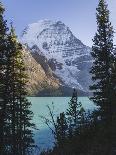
21,20,93,96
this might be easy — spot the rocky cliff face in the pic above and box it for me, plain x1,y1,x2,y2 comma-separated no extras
21,20,93,95
22,46,60,96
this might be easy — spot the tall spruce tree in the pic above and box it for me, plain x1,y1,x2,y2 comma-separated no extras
56,112,68,149
0,2,9,155
7,25,35,155
90,0,115,122
66,89,84,129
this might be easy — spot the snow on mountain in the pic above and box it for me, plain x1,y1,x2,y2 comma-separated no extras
20,20,92,93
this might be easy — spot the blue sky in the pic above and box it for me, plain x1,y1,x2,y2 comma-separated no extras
1,0,116,46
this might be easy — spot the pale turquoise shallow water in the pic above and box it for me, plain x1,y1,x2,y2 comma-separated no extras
28,97,95,152
29,97,95,129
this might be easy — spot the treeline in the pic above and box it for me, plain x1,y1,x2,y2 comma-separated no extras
0,2,35,155
40,0,116,155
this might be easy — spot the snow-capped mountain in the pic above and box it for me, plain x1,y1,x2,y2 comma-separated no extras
21,20,93,94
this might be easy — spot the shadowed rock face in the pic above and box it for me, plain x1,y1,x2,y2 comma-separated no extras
22,46,60,96
21,20,93,96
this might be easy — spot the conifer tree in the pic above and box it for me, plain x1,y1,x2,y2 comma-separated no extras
7,25,35,155
0,2,9,155
56,112,68,148
66,89,84,129
110,56,116,118
90,0,115,122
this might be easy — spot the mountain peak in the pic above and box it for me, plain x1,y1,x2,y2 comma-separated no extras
20,20,92,93
21,20,66,37
20,19,83,49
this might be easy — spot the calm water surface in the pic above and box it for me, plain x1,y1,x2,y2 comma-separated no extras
28,97,95,152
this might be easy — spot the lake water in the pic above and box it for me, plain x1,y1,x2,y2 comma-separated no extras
28,97,95,153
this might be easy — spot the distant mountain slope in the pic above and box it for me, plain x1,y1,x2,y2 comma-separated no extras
21,20,93,95
22,46,60,96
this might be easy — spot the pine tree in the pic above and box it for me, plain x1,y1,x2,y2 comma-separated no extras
110,55,116,118
90,0,115,122
6,25,35,155
90,1,116,152
56,112,68,148
66,89,84,129
0,2,9,155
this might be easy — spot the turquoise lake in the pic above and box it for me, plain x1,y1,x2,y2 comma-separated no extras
28,97,95,153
